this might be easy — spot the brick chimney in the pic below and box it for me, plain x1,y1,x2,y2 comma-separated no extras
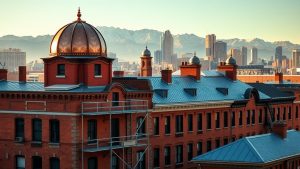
272,121,287,139
161,69,172,83
0,69,8,81
217,61,237,81
113,71,125,77
19,66,26,83
275,72,283,83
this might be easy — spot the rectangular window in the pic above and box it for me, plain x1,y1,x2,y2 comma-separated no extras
197,142,202,155
15,118,24,141
50,120,60,143
231,111,235,127
277,108,280,120
252,110,255,124
223,138,228,145
176,145,183,164
206,140,212,152
137,117,146,138
206,113,212,130
188,114,193,132
112,155,119,169
112,92,119,107
224,111,228,127
88,157,98,169
88,120,97,142
32,119,42,142
188,143,193,161
239,111,243,126
164,146,171,166
136,151,145,169
56,64,65,76
50,157,60,169
259,109,263,124
111,118,120,145
153,148,160,168
272,108,276,121
215,139,220,148
296,106,299,119
247,110,250,125
154,117,159,135
16,156,25,169
264,108,268,124
164,116,170,134
283,107,286,120
215,112,220,129
175,115,183,133
94,64,101,76
197,113,202,131
32,156,42,169
288,107,292,120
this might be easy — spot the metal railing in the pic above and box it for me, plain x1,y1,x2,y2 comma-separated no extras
82,99,148,115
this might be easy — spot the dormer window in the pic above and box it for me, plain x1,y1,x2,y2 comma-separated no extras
155,89,168,98
216,87,228,95
94,64,102,77
56,64,65,77
184,88,197,96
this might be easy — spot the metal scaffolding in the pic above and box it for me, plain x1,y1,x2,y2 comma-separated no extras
81,99,150,169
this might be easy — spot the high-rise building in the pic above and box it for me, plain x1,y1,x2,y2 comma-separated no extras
205,34,216,60
215,41,227,62
275,46,283,67
292,49,300,68
241,46,247,66
0,48,26,72
250,47,258,64
161,30,174,64
228,48,241,65
154,50,162,65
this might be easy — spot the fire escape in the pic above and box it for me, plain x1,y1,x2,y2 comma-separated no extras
81,99,150,169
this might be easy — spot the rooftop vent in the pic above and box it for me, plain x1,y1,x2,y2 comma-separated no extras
155,89,168,98
184,88,197,96
216,87,228,95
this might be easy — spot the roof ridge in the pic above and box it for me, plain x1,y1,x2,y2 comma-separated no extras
245,137,265,162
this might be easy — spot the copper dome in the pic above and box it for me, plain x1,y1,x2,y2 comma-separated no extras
50,9,107,57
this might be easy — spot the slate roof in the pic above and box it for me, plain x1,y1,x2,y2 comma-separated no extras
248,83,295,99
192,130,300,164
142,76,270,105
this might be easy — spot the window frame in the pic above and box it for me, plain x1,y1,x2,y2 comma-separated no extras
56,64,65,77
94,64,102,77
32,118,42,142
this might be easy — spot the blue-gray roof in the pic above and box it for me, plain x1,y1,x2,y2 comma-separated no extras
192,130,300,164
0,81,106,93
143,76,270,105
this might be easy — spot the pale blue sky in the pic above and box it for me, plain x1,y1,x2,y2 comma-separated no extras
0,0,299,43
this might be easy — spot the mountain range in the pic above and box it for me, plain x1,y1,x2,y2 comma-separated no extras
0,26,299,63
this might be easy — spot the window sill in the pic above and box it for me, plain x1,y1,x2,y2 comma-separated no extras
175,163,183,168
215,127,221,130
197,130,203,134
175,132,183,137
188,131,193,133
164,165,171,168
31,141,42,147
223,127,228,129
206,129,212,131
94,75,102,78
153,134,160,137
56,75,65,78
49,143,60,148
165,133,171,136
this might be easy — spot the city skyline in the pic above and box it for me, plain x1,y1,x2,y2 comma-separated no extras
0,0,300,44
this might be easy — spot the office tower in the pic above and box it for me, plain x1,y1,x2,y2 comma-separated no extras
205,34,216,60
292,49,300,68
228,48,241,65
275,46,283,67
154,50,162,65
161,30,174,64
0,48,26,72
250,47,258,64
215,41,227,62
241,46,247,66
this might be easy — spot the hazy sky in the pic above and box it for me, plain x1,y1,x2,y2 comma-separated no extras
0,0,299,43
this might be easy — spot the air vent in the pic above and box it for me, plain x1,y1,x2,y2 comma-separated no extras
216,87,228,95
184,88,197,96
155,89,168,98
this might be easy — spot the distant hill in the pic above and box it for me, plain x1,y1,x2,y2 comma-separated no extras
0,26,299,62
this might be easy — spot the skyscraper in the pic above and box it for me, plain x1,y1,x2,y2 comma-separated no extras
161,30,174,64
241,46,247,66
154,50,162,65
292,49,300,68
215,41,227,62
275,46,283,67
228,48,241,65
250,47,258,64
205,34,216,61
0,48,26,72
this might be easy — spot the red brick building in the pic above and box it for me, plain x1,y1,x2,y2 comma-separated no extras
0,10,300,169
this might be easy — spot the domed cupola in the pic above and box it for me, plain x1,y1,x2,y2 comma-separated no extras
189,52,201,65
50,8,107,57
142,46,151,57
226,55,237,65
